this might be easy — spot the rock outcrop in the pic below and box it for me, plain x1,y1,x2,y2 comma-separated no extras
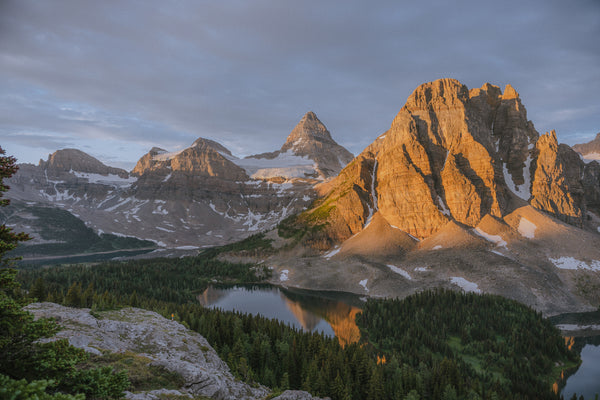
25,303,324,400
530,131,585,226
298,79,590,245
25,303,268,399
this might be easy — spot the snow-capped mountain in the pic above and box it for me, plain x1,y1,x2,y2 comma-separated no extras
5,112,352,255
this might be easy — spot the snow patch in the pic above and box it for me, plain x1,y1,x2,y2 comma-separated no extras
517,218,536,239
406,232,420,242
473,227,507,247
450,277,481,293
152,149,184,161
581,152,600,162
156,226,175,233
71,171,137,188
549,257,600,271
162,173,172,182
280,269,289,282
234,151,317,179
437,196,451,216
105,197,132,212
359,279,369,292
387,265,412,280
502,156,532,201
415,267,429,272
489,249,508,257
432,245,443,250
175,246,199,250
323,246,341,259
363,160,378,229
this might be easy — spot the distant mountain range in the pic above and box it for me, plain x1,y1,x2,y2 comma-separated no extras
4,79,600,315
4,112,352,256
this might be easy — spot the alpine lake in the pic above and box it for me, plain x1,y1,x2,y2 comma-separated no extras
198,284,600,398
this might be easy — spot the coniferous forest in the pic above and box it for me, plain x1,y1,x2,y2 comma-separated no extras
16,255,580,400
0,147,583,400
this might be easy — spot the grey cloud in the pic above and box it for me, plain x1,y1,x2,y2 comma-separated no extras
0,0,599,166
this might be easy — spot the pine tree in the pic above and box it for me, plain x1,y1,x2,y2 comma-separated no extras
30,277,47,302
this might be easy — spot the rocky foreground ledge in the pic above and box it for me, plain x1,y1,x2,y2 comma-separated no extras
25,302,323,400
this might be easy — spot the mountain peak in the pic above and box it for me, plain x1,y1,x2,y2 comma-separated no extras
299,78,587,244
502,84,520,100
276,112,353,178
403,78,469,112
282,112,334,151
40,148,128,177
192,137,233,157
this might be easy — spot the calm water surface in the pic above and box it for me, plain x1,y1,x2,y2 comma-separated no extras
198,285,363,346
561,340,600,399
200,286,600,396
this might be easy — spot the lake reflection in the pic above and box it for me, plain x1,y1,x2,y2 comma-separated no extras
198,285,362,346
561,337,600,399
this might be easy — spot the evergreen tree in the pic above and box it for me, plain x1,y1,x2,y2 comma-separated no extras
0,147,129,398
30,277,47,302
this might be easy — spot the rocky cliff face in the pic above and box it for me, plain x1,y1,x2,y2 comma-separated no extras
25,303,321,400
300,79,589,243
530,131,586,226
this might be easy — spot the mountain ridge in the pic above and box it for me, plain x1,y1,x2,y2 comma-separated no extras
5,112,352,252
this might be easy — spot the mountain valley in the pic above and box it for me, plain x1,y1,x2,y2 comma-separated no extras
4,79,600,317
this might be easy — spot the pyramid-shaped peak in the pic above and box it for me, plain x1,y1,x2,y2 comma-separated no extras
284,111,334,145
302,111,319,121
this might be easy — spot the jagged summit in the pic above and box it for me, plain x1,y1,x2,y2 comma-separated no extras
298,78,588,245
39,148,128,177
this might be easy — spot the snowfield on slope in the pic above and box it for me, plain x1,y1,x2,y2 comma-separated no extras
450,277,481,293
518,217,536,239
550,257,600,271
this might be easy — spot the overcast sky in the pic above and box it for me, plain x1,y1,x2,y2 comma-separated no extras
1,0,599,170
